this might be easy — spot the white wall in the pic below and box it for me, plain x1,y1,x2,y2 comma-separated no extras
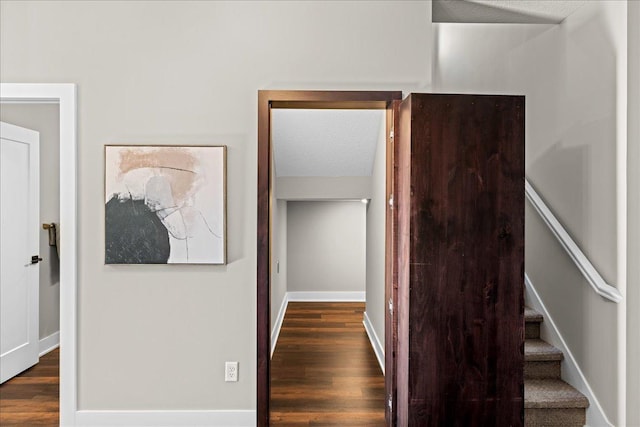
0,104,60,342
627,1,640,425
0,0,431,411
287,201,366,293
433,2,627,423
270,198,287,333
365,115,387,348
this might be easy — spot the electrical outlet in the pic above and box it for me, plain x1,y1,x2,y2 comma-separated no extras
225,361,238,382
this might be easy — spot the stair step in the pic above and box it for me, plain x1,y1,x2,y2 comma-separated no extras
525,339,563,379
523,308,589,425
525,307,543,339
525,408,586,427
525,339,563,362
525,379,589,409
525,307,543,322
525,379,588,425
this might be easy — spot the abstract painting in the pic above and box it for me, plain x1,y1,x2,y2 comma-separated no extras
105,145,226,264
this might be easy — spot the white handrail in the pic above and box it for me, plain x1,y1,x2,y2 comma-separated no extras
525,179,622,303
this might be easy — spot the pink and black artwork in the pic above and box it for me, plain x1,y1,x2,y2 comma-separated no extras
105,145,226,264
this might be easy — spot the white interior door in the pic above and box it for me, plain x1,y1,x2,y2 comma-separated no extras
0,121,40,384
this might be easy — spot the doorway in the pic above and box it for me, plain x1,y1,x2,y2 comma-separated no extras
257,90,401,426
269,108,384,423
0,83,77,425
0,105,60,424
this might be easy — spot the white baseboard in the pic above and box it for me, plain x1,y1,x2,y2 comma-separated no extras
525,274,613,427
271,293,289,357
286,291,365,302
74,410,256,427
39,331,60,357
363,311,385,375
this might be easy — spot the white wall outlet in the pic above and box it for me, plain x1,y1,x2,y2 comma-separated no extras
225,361,238,382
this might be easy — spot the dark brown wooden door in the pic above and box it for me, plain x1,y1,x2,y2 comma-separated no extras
396,94,525,426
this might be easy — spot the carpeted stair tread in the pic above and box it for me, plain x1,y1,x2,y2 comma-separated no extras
525,306,543,322
525,379,589,409
523,306,589,424
525,339,564,362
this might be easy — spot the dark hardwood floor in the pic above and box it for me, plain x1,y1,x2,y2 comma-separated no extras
0,348,59,426
0,306,384,427
270,302,385,426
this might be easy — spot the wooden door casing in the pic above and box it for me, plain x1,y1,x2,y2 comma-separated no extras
384,100,400,426
257,90,402,427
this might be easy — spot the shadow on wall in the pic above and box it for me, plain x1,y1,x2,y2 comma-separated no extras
529,7,618,281
47,244,60,285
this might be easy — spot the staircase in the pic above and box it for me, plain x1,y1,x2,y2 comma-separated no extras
525,307,590,426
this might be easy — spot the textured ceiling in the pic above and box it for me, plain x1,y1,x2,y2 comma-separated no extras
272,109,385,177
433,0,586,24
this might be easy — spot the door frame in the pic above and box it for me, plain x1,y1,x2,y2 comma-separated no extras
0,83,77,425
256,90,402,426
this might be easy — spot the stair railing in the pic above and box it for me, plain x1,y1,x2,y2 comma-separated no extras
525,179,622,303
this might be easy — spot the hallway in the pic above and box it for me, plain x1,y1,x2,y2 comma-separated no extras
270,302,385,426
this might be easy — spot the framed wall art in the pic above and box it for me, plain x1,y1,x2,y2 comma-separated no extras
105,145,226,264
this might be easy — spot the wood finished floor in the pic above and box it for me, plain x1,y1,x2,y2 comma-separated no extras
0,348,59,426
270,302,385,426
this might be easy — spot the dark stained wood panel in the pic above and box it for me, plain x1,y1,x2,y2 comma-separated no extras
270,302,385,426
398,94,524,426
